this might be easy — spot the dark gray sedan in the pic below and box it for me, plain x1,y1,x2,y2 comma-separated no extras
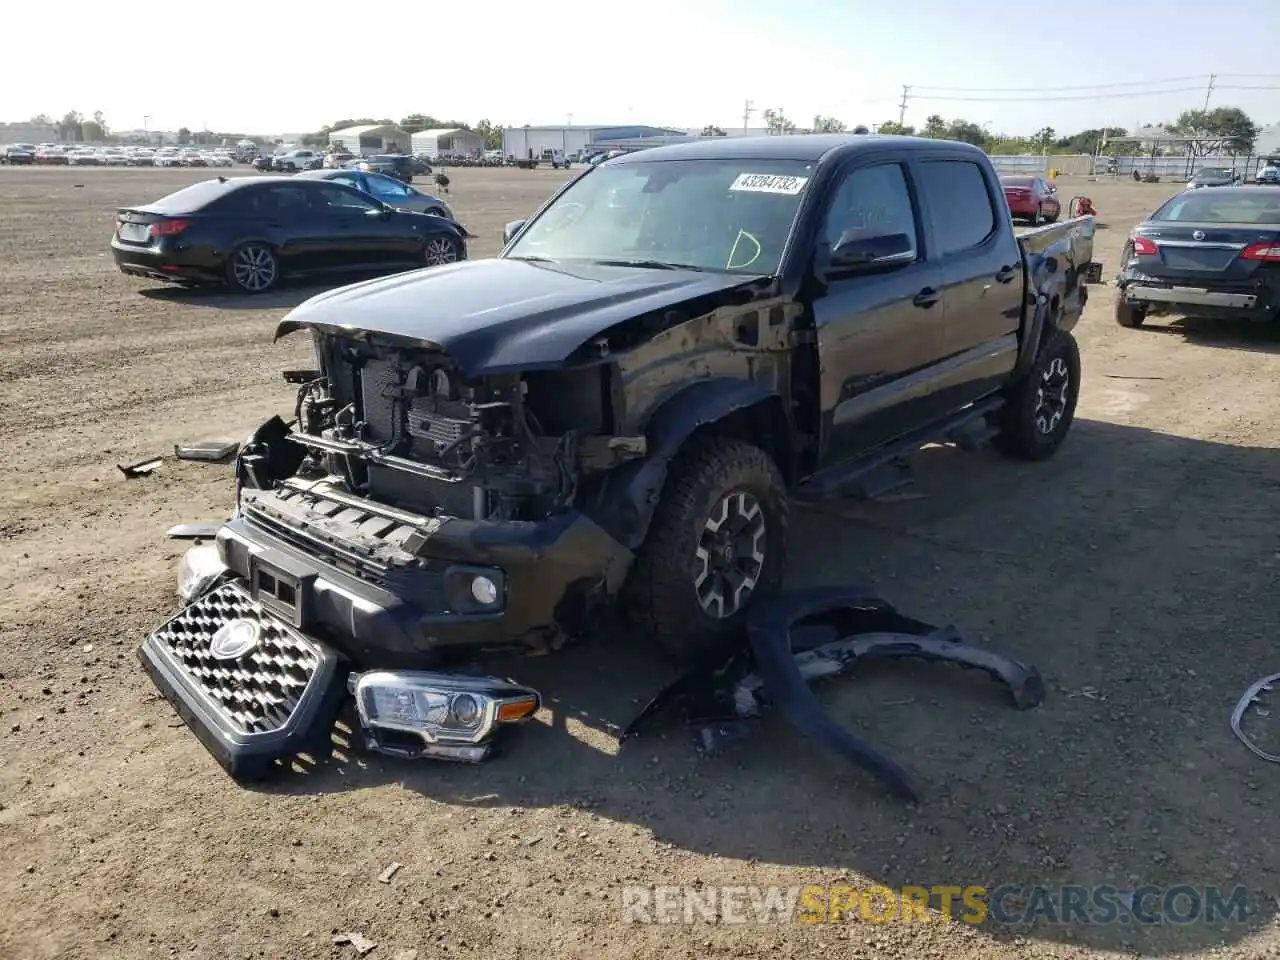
1187,167,1241,189
296,169,455,221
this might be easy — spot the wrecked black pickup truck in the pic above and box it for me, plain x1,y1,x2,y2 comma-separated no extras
141,134,1099,783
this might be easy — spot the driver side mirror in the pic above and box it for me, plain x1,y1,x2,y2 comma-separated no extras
826,231,915,275
503,219,527,245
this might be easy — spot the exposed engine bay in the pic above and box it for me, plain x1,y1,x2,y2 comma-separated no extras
266,333,647,524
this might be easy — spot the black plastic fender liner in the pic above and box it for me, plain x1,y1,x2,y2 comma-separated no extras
745,586,921,802
623,585,1047,803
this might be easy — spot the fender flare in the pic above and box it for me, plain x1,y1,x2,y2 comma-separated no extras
584,378,782,550
1013,263,1066,380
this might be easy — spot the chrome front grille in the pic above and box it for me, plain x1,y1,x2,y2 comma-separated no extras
149,581,322,735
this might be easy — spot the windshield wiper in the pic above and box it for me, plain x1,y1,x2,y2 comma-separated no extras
592,258,706,272
506,254,556,262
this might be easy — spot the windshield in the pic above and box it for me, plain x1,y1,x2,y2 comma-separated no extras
1197,168,1230,178
504,158,816,274
1152,191,1280,224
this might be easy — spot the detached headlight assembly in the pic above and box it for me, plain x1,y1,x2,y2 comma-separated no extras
177,542,228,603
350,670,541,762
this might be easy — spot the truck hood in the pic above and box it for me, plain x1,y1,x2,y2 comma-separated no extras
275,258,768,376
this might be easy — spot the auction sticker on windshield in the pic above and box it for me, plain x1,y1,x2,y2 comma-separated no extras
729,173,809,195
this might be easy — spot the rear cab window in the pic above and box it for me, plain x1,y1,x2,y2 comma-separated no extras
915,159,998,256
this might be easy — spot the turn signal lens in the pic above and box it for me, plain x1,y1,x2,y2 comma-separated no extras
497,697,540,723
1240,242,1280,262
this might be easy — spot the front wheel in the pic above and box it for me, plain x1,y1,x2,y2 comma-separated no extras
226,243,279,293
422,235,460,266
1029,206,1044,226
994,328,1081,461
624,436,788,660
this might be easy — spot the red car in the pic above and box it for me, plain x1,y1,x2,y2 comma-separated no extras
1000,175,1060,225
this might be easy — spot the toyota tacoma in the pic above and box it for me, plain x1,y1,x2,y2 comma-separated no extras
141,135,1100,777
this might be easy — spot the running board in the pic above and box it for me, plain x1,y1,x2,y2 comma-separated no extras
794,397,1004,502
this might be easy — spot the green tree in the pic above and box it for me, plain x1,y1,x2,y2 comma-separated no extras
177,127,191,145
922,114,947,138
475,119,503,150
811,115,846,134
944,119,987,147
30,113,52,126
1054,127,1127,155
876,121,915,135
699,125,727,136
58,111,83,141
81,120,105,142
763,108,796,135
1030,126,1055,153
1172,106,1260,155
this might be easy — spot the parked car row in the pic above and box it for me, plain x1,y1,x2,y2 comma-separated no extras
6,143,239,167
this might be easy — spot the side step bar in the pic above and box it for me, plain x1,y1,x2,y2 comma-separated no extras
793,397,1004,501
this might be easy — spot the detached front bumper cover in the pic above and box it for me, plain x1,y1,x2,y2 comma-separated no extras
624,585,1046,803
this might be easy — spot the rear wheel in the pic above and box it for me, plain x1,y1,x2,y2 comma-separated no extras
226,243,279,293
995,328,1080,461
1115,296,1147,328
624,436,788,661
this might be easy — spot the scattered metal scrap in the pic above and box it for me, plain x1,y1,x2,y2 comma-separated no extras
1231,670,1280,763
624,585,1046,803
117,456,163,479
174,439,239,462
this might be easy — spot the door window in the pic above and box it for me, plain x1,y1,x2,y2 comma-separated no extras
312,183,382,214
915,160,997,256
366,174,411,197
820,162,918,258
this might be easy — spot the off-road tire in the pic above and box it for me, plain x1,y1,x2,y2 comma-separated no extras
994,328,1081,461
624,436,788,661
1115,296,1146,328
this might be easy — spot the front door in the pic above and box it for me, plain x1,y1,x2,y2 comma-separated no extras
308,182,407,270
812,159,947,466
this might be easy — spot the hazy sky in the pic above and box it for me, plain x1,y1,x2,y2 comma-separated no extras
5,0,1279,136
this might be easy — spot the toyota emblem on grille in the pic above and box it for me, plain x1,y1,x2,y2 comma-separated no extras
1192,230,1206,240
209,619,261,660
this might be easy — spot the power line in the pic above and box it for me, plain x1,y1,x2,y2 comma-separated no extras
908,86,1212,103
909,75,1207,93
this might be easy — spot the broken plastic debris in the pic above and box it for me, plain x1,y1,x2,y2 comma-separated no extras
377,862,403,884
333,932,377,955
117,456,163,478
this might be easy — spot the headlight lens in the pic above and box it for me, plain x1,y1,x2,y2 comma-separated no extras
177,543,227,603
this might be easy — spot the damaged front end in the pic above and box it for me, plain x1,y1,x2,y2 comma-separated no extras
139,321,652,778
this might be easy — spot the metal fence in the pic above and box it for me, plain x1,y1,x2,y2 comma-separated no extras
1088,154,1270,180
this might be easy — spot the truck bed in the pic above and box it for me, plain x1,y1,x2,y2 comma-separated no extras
1017,214,1098,330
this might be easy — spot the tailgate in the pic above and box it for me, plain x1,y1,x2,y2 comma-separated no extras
1018,216,1100,283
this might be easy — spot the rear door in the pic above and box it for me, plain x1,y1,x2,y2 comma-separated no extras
811,157,946,463
911,153,1024,409
245,184,330,274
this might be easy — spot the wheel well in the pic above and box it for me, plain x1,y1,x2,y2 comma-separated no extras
685,396,795,486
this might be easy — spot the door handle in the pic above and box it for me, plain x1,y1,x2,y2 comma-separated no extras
995,264,1017,283
912,287,941,308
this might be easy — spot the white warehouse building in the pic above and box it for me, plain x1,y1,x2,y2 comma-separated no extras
410,128,486,159
501,124,687,160
327,124,410,156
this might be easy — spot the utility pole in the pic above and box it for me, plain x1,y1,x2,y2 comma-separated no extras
742,99,755,134
1201,73,1216,112
898,85,910,127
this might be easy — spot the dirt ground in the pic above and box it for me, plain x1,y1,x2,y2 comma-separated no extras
1,164,1277,960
